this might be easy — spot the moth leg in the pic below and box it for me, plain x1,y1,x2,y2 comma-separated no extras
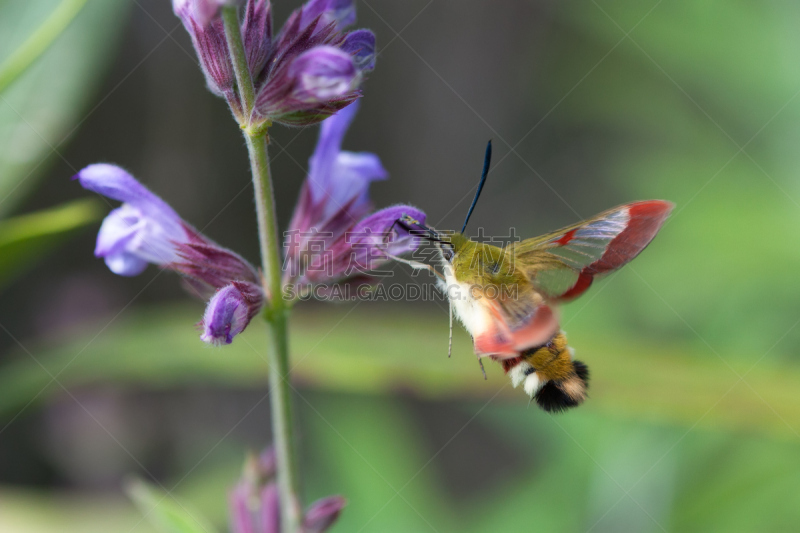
448,299,453,358
477,356,487,380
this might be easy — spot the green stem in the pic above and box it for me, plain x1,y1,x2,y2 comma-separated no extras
221,6,255,120
0,0,88,94
247,130,301,533
223,8,301,533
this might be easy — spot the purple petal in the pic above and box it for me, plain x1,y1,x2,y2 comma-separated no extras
303,496,346,533
172,0,236,26
347,205,427,267
229,484,257,533
94,206,142,258
351,205,427,240
260,484,281,533
77,165,181,224
316,151,386,220
300,0,356,30
289,46,357,101
342,29,375,71
81,168,188,272
242,0,272,80
308,101,359,189
200,282,264,345
307,205,425,283
104,251,149,277
306,101,387,217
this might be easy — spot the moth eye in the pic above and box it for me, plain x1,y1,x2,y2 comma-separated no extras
441,245,454,262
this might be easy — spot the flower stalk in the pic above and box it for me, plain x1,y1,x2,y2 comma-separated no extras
221,5,255,120
224,7,301,532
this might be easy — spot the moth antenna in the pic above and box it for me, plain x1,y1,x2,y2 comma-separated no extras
448,299,453,358
461,140,492,233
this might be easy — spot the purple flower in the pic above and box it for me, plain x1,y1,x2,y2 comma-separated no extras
314,205,425,286
75,164,189,276
201,282,264,345
174,0,375,125
284,102,426,288
76,164,264,344
230,447,345,533
253,1,375,126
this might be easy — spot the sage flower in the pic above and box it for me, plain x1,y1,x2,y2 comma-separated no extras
284,102,426,288
75,164,189,276
75,164,264,345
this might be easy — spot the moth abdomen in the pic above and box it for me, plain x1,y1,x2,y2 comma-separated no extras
534,359,590,413
501,331,590,412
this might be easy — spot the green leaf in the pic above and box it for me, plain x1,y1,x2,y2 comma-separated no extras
0,198,102,290
0,0,131,216
0,0,89,94
126,479,219,533
0,485,159,533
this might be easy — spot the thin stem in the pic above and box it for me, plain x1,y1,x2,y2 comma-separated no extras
246,130,301,533
0,0,88,94
221,6,255,120
224,9,301,533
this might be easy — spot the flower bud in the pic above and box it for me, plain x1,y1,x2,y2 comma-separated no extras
200,282,264,345
303,496,346,533
242,0,272,81
342,29,376,71
172,0,241,26
230,447,280,533
291,46,358,101
300,0,356,30
250,0,375,126
173,0,235,98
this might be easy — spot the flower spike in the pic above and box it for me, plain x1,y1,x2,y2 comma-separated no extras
174,0,375,125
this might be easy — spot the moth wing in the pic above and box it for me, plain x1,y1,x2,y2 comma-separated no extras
512,200,674,302
470,283,560,358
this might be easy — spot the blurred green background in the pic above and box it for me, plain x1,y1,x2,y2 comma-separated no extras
1,0,799,531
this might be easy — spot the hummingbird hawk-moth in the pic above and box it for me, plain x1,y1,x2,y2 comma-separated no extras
392,142,673,412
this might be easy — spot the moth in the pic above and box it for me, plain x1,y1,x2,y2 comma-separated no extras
392,142,673,412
